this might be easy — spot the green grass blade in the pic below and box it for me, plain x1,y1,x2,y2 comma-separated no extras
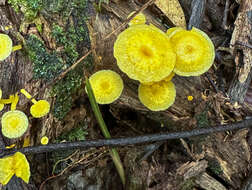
85,77,126,186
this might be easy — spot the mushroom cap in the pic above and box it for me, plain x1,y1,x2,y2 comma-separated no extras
0,152,30,185
41,136,49,145
13,152,30,184
0,34,13,61
89,70,124,104
128,12,146,26
30,100,50,118
114,24,176,83
1,110,29,139
167,27,215,76
138,80,176,111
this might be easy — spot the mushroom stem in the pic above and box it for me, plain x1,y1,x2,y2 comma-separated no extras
12,45,22,52
20,89,38,104
10,93,19,111
0,99,12,104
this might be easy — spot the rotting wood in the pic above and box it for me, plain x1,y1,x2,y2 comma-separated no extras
188,0,206,29
195,172,227,190
228,0,252,104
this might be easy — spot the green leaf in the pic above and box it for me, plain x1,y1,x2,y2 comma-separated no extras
85,77,126,186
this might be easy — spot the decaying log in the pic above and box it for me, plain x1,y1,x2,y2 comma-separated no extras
228,0,252,104
195,172,227,190
88,0,209,127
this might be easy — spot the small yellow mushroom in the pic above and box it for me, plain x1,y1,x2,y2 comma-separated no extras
187,95,193,101
0,152,30,185
88,70,124,104
114,24,176,83
0,33,13,61
138,80,176,111
166,27,215,76
20,89,50,118
41,136,49,145
1,110,29,139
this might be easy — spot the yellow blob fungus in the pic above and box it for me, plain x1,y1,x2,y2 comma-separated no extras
167,27,215,76
0,152,30,185
114,24,176,83
5,144,16,149
1,110,29,139
128,12,146,26
41,136,49,145
138,80,176,111
30,100,50,118
0,33,13,61
187,95,193,101
88,70,124,104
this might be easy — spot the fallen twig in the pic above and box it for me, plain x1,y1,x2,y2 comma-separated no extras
1,118,252,158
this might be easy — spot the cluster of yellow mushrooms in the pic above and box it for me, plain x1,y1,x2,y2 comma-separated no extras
88,13,215,111
0,88,50,139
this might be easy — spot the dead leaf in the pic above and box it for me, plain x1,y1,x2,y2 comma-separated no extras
154,0,186,28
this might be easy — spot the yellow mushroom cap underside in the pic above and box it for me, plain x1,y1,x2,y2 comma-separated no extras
89,70,124,104
167,27,215,76
0,152,30,185
0,34,13,61
1,110,29,139
138,80,176,111
114,24,176,83
30,100,50,118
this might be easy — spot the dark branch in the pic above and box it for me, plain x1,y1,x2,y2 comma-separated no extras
1,119,252,158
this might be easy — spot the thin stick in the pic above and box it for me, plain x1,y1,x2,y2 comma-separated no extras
2,118,252,157
32,50,91,98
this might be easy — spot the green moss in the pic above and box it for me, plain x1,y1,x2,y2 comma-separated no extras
180,178,196,190
25,0,92,119
208,159,223,176
8,0,43,20
195,111,209,128
26,35,63,80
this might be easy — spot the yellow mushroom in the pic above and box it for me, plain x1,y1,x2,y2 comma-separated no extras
0,34,13,61
41,136,49,145
1,110,29,139
167,27,215,76
88,70,124,104
114,24,176,83
20,89,50,118
0,152,30,185
138,80,176,111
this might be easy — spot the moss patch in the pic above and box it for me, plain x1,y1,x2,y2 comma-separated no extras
25,0,92,119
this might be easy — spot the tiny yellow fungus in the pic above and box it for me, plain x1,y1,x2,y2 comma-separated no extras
114,24,176,83
41,136,49,145
0,33,13,61
5,144,16,149
138,80,176,111
12,44,22,52
187,95,193,101
167,27,215,76
88,70,124,104
30,100,50,118
128,12,146,26
10,93,19,111
23,136,30,147
20,89,32,99
0,152,30,185
21,89,50,118
1,110,29,139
